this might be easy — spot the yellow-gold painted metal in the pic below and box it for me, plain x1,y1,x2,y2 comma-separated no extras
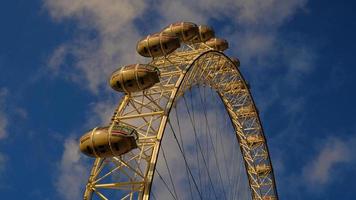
110,64,160,94
162,22,199,42
136,32,180,58
82,25,278,200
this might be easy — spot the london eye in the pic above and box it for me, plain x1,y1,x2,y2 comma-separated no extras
79,22,279,200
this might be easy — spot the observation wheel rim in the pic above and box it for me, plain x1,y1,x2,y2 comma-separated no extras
84,50,278,200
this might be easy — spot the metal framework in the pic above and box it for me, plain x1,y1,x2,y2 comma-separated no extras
83,43,278,200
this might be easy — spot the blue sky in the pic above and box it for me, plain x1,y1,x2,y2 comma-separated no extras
0,0,355,199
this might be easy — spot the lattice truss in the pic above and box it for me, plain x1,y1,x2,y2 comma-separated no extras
83,43,278,200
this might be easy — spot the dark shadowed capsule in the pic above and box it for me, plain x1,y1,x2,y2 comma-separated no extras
136,32,180,57
230,57,240,67
110,64,160,93
255,164,271,175
223,81,247,92
263,196,277,200
191,25,215,43
205,38,229,51
246,134,264,147
162,22,199,42
79,124,138,158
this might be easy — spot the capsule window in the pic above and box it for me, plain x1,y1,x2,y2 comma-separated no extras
163,43,168,49
139,77,144,85
129,137,137,148
184,31,188,37
151,45,159,52
143,47,148,54
126,79,133,87
97,145,106,153
114,142,120,151
80,136,90,144
116,81,122,89
86,146,93,155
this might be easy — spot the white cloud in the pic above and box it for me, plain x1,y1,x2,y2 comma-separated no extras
156,0,307,26
43,0,311,94
0,153,6,174
151,89,251,199
0,115,7,140
271,135,356,198
47,44,68,75
13,107,28,119
85,95,119,128
44,0,148,93
0,88,8,139
155,0,313,76
53,95,119,199
55,137,89,200
303,137,355,185
235,0,307,26
43,0,316,198
0,88,11,181
44,0,147,35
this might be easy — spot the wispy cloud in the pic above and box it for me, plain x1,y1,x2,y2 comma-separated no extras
44,0,148,93
53,95,119,199
155,0,312,74
151,89,251,199
303,136,355,186
0,153,6,175
0,115,7,140
0,88,9,179
270,134,356,199
84,95,120,128
155,0,307,26
43,0,315,199
47,44,68,75
43,0,311,94
0,88,8,139
55,137,89,200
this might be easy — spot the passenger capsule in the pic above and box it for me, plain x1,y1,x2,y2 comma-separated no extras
191,25,215,43
255,164,271,175
246,134,264,146
136,32,180,57
230,57,240,67
237,105,256,118
79,124,138,158
205,38,229,51
162,22,199,42
263,196,277,200
223,81,246,92
110,64,160,93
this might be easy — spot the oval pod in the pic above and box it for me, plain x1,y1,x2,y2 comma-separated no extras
136,32,180,57
191,25,215,43
110,64,160,93
79,124,138,158
162,22,199,42
205,38,229,51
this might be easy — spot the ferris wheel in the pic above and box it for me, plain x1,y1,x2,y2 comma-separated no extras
79,22,279,200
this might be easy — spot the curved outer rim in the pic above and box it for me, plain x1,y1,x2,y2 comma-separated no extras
217,52,279,199
83,49,278,200
144,50,278,200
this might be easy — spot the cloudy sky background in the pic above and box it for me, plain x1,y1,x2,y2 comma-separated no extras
0,0,355,199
